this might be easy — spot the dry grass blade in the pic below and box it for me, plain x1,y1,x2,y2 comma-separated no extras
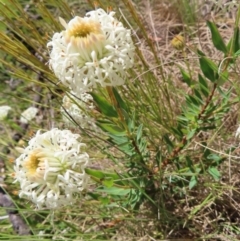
0,0,240,240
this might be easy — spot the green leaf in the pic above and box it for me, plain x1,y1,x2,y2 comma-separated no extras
193,89,204,104
177,115,189,122
91,92,118,117
163,134,174,150
186,129,196,140
86,168,120,181
186,95,201,107
171,126,183,138
189,176,197,189
99,197,110,205
183,111,197,121
233,27,240,54
107,134,133,155
87,192,102,200
234,49,240,57
207,21,227,54
228,27,240,55
86,168,105,179
108,134,129,144
118,143,134,155
97,122,126,136
208,166,221,181
180,68,192,86
217,70,228,85
198,74,209,97
155,150,162,166
198,53,217,82
86,168,127,186
136,124,143,141
97,187,131,196
127,115,135,132
102,178,114,188
207,154,222,164
112,87,129,111
186,156,195,171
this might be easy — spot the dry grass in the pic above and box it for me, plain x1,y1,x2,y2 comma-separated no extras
0,0,240,240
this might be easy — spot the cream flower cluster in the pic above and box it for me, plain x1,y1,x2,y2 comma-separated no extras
61,92,96,128
47,8,135,94
14,128,89,209
20,106,38,124
0,105,11,120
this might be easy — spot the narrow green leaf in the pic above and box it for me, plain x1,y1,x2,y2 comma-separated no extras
98,122,126,136
186,156,195,172
186,95,201,107
99,197,110,205
189,176,197,189
91,92,118,117
127,116,135,132
97,187,131,196
112,87,129,111
183,111,197,121
136,124,143,141
198,53,216,82
177,115,190,122
233,27,240,54
155,150,162,167
194,89,204,104
86,168,105,179
86,168,120,180
207,21,227,54
207,154,222,163
163,134,174,149
118,143,133,155
87,192,102,200
186,129,196,140
217,70,228,85
180,68,192,86
102,178,114,188
198,74,209,97
208,166,221,181
228,27,240,55
108,134,129,145
171,127,183,138
234,49,240,57
86,168,128,186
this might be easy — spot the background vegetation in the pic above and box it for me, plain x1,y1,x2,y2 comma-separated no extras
0,0,240,240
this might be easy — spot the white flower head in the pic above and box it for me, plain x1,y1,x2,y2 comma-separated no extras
14,128,90,209
20,107,38,124
47,8,135,94
0,105,12,120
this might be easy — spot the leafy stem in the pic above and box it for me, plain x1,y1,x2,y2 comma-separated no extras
106,86,152,174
